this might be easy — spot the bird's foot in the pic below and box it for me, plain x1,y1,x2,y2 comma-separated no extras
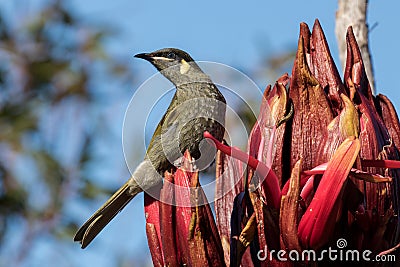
173,154,197,171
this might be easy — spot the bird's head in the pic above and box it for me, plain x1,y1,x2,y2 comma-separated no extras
135,48,208,86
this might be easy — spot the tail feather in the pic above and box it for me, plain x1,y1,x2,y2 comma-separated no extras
74,181,141,248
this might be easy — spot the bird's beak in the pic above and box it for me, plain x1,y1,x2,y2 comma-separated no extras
134,53,152,61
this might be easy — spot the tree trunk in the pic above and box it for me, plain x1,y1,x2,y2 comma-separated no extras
335,0,375,94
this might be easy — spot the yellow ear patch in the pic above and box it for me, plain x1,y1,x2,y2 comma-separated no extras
180,59,191,74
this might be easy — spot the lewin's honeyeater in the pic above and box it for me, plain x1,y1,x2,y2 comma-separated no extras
74,48,226,248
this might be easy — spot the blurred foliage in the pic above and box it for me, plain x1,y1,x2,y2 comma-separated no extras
0,0,133,264
256,49,296,84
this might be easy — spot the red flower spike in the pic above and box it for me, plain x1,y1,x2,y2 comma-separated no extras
289,31,334,172
267,80,289,127
159,171,179,266
276,72,290,85
281,172,312,198
361,159,400,169
302,162,328,176
369,97,400,212
266,76,290,186
344,26,374,102
311,19,347,115
145,224,164,267
299,22,312,69
355,91,392,214
214,149,244,266
204,131,281,208
247,91,266,164
351,88,400,247
300,175,315,202
248,191,269,267
204,132,261,173
248,77,287,169
248,191,280,267
376,94,400,149
145,150,225,266
298,137,361,249
317,93,359,164
339,93,360,138
344,30,396,218
316,113,341,164
173,151,226,266
343,34,392,215
302,161,393,183
248,77,290,208
173,151,196,264
358,91,389,153
280,159,303,253
187,171,225,267
144,193,164,267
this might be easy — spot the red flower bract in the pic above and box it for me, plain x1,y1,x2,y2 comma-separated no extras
144,151,225,266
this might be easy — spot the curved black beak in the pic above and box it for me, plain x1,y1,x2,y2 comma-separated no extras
134,53,152,61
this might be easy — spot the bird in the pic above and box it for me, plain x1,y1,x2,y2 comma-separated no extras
74,48,226,248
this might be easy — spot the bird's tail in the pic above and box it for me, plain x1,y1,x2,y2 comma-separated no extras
74,180,141,248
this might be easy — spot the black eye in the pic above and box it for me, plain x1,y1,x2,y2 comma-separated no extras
167,52,176,59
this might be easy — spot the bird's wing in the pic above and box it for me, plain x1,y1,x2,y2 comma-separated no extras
146,92,179,153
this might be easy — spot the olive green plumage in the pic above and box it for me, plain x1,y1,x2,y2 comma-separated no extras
74,48,226,248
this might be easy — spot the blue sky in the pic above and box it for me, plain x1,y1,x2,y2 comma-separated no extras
2,0,400,266
70,0,400,109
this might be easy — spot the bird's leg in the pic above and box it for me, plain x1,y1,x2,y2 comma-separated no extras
173,154,197,171
173,156,185,168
